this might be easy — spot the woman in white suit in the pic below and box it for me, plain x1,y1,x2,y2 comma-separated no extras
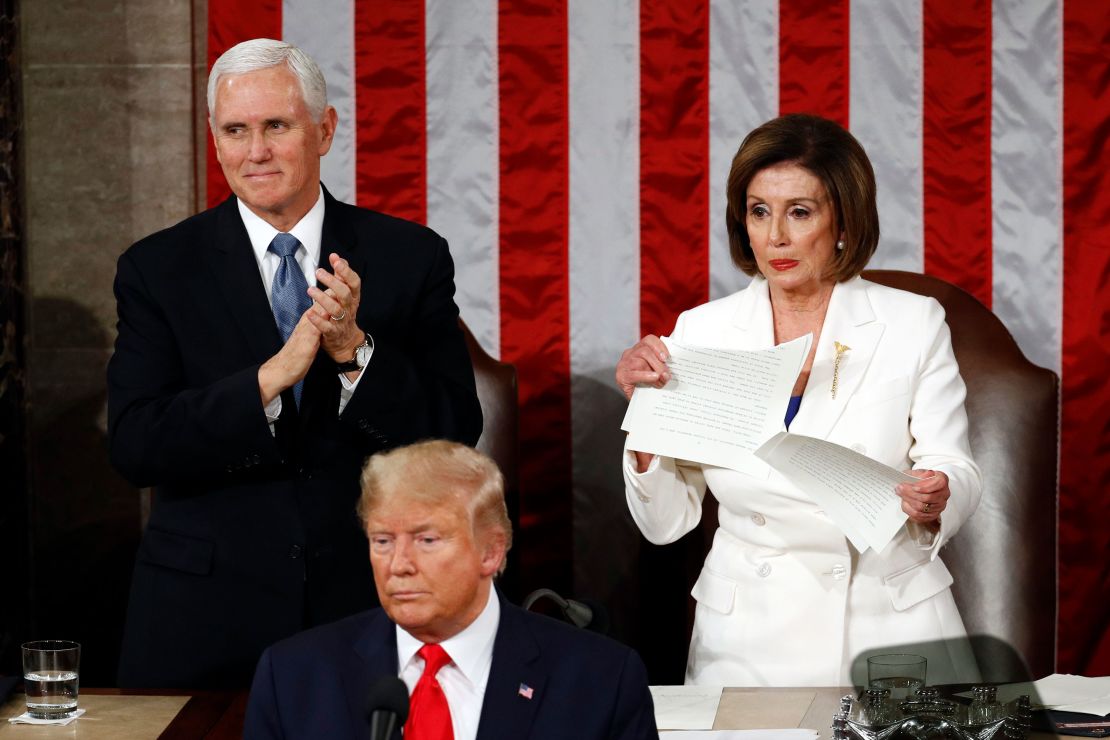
616,114,981,687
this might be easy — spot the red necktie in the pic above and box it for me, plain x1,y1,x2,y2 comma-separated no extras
403,644,455,740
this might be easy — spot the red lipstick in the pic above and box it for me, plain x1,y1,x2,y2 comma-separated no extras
769,259,799,271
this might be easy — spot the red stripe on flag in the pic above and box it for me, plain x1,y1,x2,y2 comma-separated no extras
1060,2,1110,675
205,0,282,208
498,0,572,590
353,3,427,222
921,0,992,306
639,0,710,338
778,0,850,127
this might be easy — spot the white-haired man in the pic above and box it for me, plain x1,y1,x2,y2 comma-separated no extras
245,441,657,740
108,39,482,688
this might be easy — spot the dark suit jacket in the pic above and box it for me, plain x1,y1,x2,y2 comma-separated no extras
244,594,658,739
107,188,482,688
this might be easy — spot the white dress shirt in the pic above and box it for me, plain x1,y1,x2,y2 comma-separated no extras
396,587,500,740
236,189,366,423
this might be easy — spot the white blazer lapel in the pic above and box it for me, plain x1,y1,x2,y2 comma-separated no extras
729,276,776,350
791,278,885,440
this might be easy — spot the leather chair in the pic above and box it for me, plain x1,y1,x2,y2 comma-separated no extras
458,320,521,598
862,269,1058,681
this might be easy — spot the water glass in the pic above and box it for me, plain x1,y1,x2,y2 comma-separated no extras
22,640,81,719
866,653,926,701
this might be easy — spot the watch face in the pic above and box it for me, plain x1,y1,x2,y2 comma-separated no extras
356,342,372,367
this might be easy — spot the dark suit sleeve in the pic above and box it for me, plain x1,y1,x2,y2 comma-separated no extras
107,249,280,487
339,234,482,448
244,649,285,740
609,649,658,740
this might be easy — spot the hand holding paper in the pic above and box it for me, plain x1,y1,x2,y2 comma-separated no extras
620,335,812,477
620,335,916,552
754,432,913,553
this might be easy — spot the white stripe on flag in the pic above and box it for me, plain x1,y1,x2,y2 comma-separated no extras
708,0,778,300
991,0,1062,373
850,0,924,272
284,0,356,205
568,0,641,513
426,0,500,356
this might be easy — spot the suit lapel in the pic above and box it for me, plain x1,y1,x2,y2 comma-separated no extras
476,597,548,740
728,276,777,350
342,611,401,739
298,187,358,428
205,196,284,363
320,185,359,266
791,278,885,440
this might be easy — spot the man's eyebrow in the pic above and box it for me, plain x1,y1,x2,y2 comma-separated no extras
367,521,439,534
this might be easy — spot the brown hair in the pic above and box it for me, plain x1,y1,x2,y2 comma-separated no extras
725,113,879,281
358,440,512,573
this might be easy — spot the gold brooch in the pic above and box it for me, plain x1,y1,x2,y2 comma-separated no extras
831,341,850,399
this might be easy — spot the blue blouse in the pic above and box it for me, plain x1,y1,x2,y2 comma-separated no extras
784,395,802,429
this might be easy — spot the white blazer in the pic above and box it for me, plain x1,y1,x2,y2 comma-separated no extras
624,276,983,687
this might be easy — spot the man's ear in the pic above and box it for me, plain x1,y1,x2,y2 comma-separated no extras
318,106,338,156
479,531,508,578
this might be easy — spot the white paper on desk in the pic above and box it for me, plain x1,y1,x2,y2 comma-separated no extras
662,731,817,739
622,335,811,477
651,685,724,730
982,674,1110,714
754,432,913,553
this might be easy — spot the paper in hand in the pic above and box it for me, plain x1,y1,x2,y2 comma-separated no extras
621,335,812,476
754,432,913,553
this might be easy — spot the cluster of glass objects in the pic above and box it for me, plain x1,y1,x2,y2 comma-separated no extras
833,684,1032,740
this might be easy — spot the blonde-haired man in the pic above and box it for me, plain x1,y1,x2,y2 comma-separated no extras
245,441,656,740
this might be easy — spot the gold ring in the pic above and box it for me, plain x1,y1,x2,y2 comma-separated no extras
923,502,933,514
330,310,347,321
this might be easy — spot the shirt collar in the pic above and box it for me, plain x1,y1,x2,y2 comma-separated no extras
396,585,501,686
237,186,325,267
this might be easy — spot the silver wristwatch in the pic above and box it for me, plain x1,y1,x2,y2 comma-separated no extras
336,333,374,372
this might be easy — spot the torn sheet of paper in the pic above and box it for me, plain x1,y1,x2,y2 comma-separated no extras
754,432,913,553
621,335,811,477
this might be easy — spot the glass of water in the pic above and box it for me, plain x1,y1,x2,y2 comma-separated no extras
22,640,81,719
866,653,926,701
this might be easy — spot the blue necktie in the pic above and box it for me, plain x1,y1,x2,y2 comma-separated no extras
268,233,312,405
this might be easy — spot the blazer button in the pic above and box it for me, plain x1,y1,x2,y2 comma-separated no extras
830,564,847,580
756,563,772,578
750,513,766,526
288,545,304,560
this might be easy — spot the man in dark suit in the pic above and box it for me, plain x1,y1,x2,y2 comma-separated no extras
244,440,657,739
107,39,482,689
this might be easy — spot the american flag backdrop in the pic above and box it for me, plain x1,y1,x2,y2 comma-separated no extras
205,0,1110,674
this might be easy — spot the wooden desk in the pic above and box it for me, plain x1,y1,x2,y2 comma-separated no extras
0,689,246,739
2,686,1063,738
709,687,1063,739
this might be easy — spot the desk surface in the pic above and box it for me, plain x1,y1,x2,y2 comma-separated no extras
1,687,1063,739
0,689,246,739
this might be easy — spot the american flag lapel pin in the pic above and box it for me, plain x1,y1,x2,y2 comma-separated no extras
518,683,534,700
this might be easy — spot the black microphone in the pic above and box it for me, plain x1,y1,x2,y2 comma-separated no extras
365,675,409,740
522,588,609,633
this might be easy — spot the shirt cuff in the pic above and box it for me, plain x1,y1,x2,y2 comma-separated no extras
338,365,366,392
264,395,282,424
337,365,367,416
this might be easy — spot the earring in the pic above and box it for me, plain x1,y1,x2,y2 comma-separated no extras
836,239,845,251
